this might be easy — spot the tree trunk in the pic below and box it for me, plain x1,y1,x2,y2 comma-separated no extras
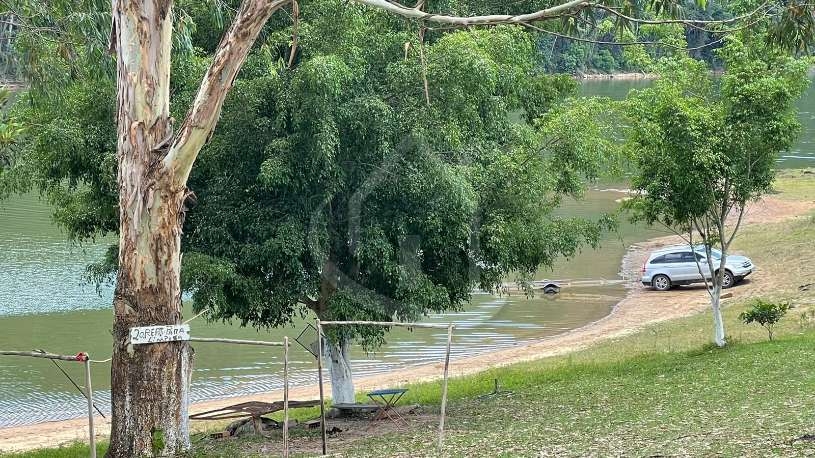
710,277,726,348
108,1,192,456
710,249,727,348
325,337,356,405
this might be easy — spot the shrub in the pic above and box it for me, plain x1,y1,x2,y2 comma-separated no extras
739,299,791,341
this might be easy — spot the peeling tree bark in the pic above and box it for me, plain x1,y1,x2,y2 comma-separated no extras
108,0,287,456
164,0,289,185
108,1,190,456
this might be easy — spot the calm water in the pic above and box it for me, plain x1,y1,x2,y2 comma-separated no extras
0,78,812,429
0,191,625,428
578,77,815,168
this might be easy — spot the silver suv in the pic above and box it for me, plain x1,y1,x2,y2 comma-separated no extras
640,245,754,291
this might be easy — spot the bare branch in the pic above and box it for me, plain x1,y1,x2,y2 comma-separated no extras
352,0,592,25
589,0,773,28
523,22,730,51
418,25,430,105
725,203,746,249
300,296,319,310
287,0,299,69
164,0,290,185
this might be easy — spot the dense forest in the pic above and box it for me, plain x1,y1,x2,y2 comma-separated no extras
538,0,734,74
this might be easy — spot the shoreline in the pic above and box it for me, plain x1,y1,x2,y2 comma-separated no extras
577,72,657,80
1,195,812,453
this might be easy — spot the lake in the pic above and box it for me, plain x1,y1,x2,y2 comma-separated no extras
0,77,812,429
578,77,815,169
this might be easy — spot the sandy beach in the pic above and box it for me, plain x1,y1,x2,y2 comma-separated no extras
1,195,812,453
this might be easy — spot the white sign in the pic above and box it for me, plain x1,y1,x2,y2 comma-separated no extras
130,324,191,345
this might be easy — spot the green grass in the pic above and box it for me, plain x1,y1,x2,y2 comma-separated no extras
1,443,107,458
774,168,815,201
349,332,815,457
4,172,814,457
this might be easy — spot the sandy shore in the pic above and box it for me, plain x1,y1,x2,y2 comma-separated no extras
1,195,812,453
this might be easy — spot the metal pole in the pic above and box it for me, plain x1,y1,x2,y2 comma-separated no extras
438,324,454,453
283,336,289,458
83,356,96,458
316,319,327,456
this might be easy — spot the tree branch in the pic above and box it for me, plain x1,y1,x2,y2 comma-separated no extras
589,0,773,28
287,0,299,69
351,0,592,25
692,218,716,299
300,296,319,310
164,0,290,185
725,202,746,250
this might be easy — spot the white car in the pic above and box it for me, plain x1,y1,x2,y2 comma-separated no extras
640,245,754,291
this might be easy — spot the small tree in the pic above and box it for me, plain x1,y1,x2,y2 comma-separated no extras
740,299,790,341
625,36,809,348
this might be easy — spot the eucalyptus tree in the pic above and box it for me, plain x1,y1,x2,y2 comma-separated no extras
624,37,809,347
2,0,813,455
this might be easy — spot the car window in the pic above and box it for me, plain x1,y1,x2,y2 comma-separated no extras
680,252,696,263
649,255,666,264
695,252,706,261
652,252,683,263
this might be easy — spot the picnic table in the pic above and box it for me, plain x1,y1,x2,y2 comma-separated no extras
367,388,408,425
190,399,321,435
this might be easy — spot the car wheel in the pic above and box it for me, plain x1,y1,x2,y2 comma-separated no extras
652,274,671,291
721,270,734,289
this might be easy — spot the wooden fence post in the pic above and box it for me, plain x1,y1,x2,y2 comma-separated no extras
316,319,328,455
438,324,454,453
283,336,289,458
83,356,96,458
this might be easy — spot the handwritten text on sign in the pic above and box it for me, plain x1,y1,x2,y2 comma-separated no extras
130,324,191,345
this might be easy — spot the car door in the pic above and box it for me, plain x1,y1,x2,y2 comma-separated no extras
694,252,713,280
659,252,686,281
679,252,704,281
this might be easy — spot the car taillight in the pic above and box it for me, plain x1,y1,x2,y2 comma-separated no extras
641,260,647,273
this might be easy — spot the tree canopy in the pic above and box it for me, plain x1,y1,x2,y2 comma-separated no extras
1,0,617,405
177,9,615,337
623,35,810,346
625,37,810,229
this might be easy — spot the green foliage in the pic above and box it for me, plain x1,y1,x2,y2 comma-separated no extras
175,5,615,347
150,429,165,456
624,37,810,229
5,0,614,350
739,299,791,341
3,79,118,241
0,89,24,193
591,49,618,74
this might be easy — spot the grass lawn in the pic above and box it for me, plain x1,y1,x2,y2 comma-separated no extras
4,170,814,457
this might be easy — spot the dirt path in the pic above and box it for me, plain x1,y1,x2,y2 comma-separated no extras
1,196,812,453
